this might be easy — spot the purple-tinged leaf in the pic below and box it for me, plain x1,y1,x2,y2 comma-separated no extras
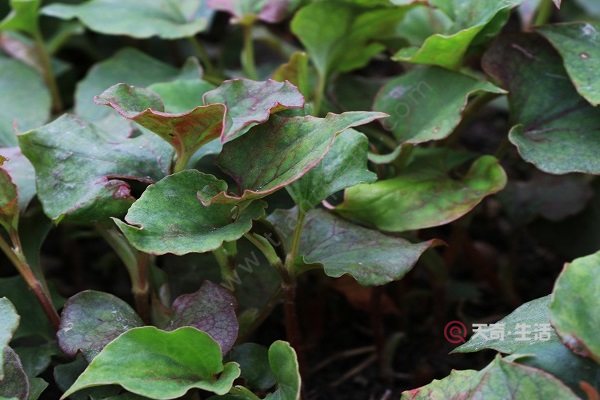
97,79,305,169
57,290,143,362
202,79,304,143
0,347,29,400
401,356,578,400
168,281,238,354
199,112,387,205
207,0,299,23
96,83,225,171
18,114,172,223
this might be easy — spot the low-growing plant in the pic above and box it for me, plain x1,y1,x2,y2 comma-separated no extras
1,0,600,399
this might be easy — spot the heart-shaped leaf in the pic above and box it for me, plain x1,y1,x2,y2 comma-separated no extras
286,129,376,212
538,22,600,106
0,57,50,147
393,0,523,69
336,155,507,232
0,298,19,380
61,327,241,399
200,112,387,205
42,0,212,39
75,48,200,132
291,2,409,79
0,347,28,400
208,0,299,23
114,170,266,255
373,67,504,144
401,356,578,400
57,290,143,362
483,33,600,175
19,114,172,223
550,251,600,362
269,208,440,285
167,281,238,354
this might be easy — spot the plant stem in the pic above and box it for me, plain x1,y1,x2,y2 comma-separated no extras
534,0,553,26
172,151,191,174
313,72,327,116
241,22,258,80
97,226,150,322
0,231,59,329
282,210,307,374
213,245,240,291
188,36,218,78
32,30,62,113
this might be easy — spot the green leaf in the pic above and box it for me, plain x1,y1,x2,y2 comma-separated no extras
229,344,276,391
401,356,578,400
0,57,50,147
550,251,600,362
57,290,143,362
538,22,600,106
269,208,440,285
0,347,28,400
0,148,35,213
74,48,199,132
264,341,301,400
0,277,54,340
148,80,216,113
217,341,300,400
336,155,506,232
62,326,241,399
19,114,172,223
0,0,40,35
286,129,376,212
114,170,266,255
373,67,504,144
208,0,299,23
455,296,600,396
291,1,409,79
53,356,121,400
42,0,211,39
27,378,47,400
200,112,386,205
167,281,238,354
272,52,310,98
202,79,304,143
483,33,600,175
0,298,19,380
455,296,557,354
392,0,523,69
